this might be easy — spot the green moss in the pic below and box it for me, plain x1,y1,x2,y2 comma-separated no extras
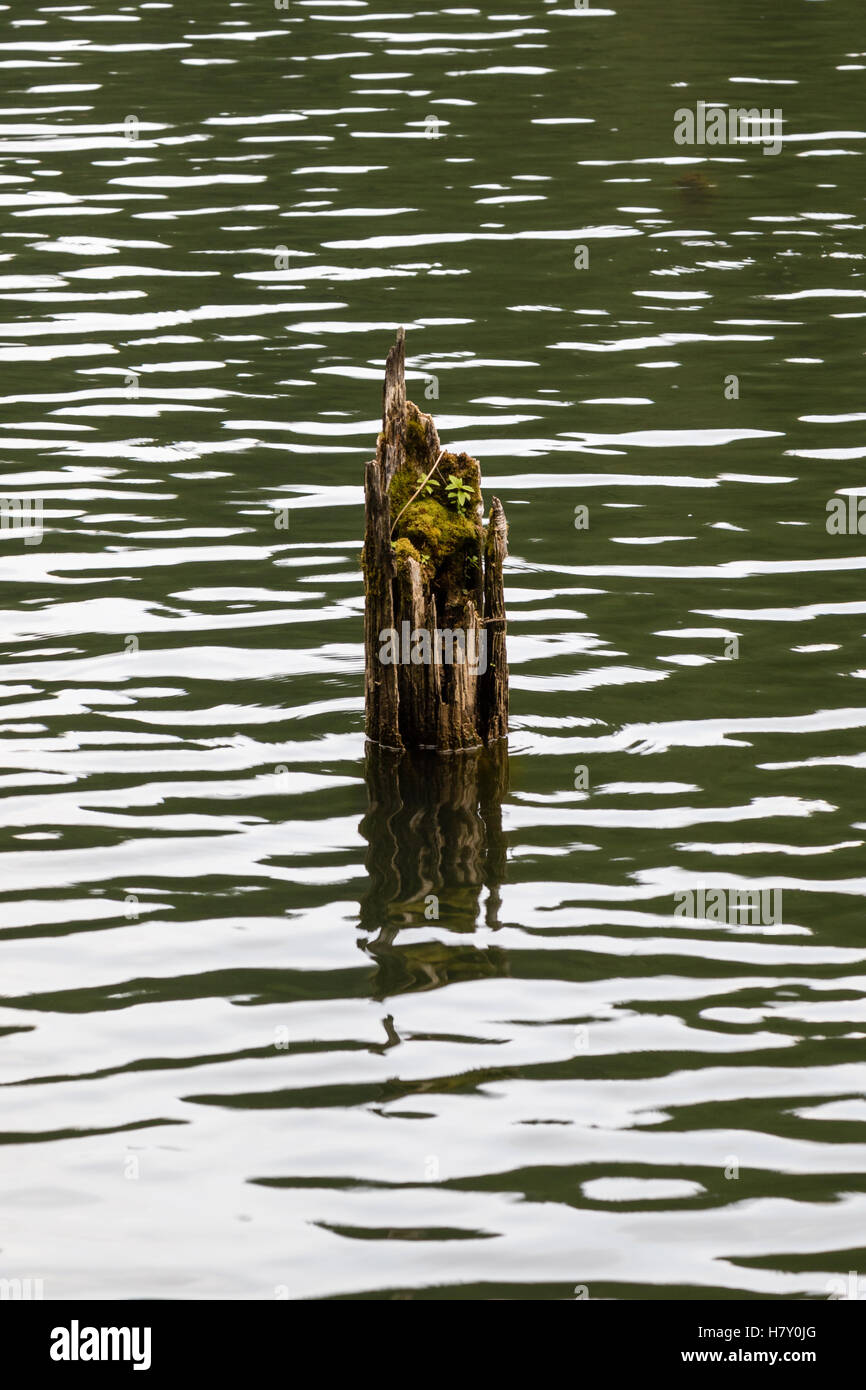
392,535,421,570
386,408,483,609
391,450,479,522
405,414,427,466
403,496,476,561
388,462,424,519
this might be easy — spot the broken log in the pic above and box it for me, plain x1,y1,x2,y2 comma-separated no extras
363,328,509,751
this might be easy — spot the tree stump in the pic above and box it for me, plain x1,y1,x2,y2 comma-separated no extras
363,328,508,751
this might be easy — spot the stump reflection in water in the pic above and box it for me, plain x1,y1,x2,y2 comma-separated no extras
359,742,509,998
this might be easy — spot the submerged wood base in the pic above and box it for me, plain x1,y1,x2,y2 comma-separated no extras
363,329,508,751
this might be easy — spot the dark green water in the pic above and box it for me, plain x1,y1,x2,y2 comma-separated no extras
1,0,865,1300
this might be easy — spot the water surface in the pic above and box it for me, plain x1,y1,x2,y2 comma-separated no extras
1,0,865,1301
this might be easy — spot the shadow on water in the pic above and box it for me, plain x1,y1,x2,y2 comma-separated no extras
358,743,510,999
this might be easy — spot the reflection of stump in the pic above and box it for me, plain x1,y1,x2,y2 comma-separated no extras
359,742,509,982
363,328,508,751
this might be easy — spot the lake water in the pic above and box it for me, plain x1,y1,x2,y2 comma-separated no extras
1,0,865,1301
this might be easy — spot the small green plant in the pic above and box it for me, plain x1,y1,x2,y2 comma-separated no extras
445,474,473,512
421,477,439,497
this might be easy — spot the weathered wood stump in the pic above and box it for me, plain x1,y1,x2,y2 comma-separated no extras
363,328,508,751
